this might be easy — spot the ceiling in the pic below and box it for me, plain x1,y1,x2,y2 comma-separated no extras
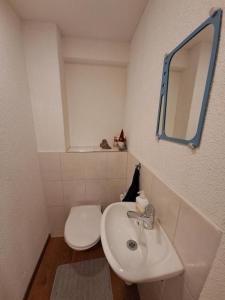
10,0,149,42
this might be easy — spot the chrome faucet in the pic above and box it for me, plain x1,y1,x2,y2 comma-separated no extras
127,203,155,230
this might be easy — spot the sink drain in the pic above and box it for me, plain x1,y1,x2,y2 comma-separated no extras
127,239,138,251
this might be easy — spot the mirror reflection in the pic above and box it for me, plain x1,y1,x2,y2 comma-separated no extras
165,25,214,140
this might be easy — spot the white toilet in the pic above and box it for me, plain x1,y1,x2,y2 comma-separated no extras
64,205,102,250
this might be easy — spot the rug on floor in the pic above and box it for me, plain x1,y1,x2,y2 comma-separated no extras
50,257,113,300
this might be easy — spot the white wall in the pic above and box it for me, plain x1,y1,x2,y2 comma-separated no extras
0,1,49,299
65,63,127,147
57,30,70,150
62,37,130,65
22,33,129,152
23,22,66,152
124,0,225,299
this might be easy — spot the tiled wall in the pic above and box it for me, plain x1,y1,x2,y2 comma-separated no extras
127,153,222,300
39,151,127,236
39,150,221,300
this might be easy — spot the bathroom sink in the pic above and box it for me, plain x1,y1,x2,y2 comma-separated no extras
101,202,183,283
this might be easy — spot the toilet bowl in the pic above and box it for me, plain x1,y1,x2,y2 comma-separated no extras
64,205,102,251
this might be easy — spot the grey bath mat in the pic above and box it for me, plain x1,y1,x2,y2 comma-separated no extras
50,258,113,300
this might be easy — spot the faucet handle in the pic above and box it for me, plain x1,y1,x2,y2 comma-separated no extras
144,203,155,217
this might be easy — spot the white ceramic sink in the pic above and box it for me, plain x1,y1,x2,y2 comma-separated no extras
101,202,183,283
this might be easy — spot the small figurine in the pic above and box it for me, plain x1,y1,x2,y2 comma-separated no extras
100,139,112,149
118,129,127,151
113,136,119,148
118,129,125,142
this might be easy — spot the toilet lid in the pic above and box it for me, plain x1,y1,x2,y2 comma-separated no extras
64,205,102,249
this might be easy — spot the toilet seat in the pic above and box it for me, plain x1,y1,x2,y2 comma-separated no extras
64,205,102,251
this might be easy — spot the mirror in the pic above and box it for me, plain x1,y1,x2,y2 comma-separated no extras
157,95,165,136
156,10,222,148
166,25,213,140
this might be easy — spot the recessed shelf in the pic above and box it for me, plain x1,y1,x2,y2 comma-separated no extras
67,146,126,153
63,62,127,150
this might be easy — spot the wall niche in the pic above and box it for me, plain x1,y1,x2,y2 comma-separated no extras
62,38,129,152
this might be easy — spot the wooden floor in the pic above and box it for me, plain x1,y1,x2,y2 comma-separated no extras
25,237,140,300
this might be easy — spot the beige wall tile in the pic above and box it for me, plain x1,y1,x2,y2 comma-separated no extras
106,179,126,204
63,180,85,214
39,152,61,181
174,201,222,299
61,153,85,180
43,180,63,206
47,206,66,237
183,286,194,300
84,152,107,179
126,152,139,189
162,275,184,300
106,152,127,179
128,152,222,300
138,281,163,300
140,164,153,201
151,175,181,242
85,179,107,205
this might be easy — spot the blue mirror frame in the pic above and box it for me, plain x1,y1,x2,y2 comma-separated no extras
156,9,222,148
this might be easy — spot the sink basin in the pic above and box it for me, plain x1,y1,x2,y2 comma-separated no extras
101,202,183,283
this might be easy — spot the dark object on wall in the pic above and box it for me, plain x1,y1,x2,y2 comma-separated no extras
100,139,111,149
123,164,141,202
